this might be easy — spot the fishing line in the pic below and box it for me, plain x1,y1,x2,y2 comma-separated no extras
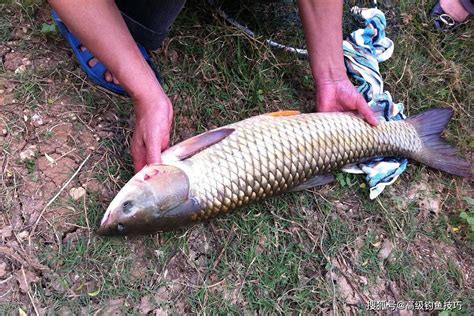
207,0,379,58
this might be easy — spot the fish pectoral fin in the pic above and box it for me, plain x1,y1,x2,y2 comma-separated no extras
162,128,234,162
266,110,301,117
289,174,335,192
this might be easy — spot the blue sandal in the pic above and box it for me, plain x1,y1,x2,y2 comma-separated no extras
52,10,161,96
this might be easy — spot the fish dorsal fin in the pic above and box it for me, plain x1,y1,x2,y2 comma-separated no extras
162,128,234,162
266,110,301,117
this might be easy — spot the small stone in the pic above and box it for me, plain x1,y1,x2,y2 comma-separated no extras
17,231,29,241
31,114,44,126
19,145,37,161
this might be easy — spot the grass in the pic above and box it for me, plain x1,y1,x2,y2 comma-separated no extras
13,73,44,109
0,0,472,314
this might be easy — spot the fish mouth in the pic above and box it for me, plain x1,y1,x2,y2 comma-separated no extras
96,206,123,236
96,226,111,236
96,217,116,236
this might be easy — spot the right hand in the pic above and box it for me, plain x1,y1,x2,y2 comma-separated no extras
315,76,378,126
131,95,173,173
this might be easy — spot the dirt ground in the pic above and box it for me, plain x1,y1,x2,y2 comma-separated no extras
1,0,473,314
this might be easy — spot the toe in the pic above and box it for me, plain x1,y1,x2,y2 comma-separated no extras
104,71,113,82
88,57,98,68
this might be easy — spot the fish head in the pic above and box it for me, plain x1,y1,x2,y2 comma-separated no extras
97,164,200,235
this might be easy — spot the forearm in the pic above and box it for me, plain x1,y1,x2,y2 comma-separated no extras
297,0,346,83
48,0,167,107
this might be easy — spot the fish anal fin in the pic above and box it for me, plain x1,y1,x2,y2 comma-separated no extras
162,128,234,162
289,174,335,192
266,110,301,117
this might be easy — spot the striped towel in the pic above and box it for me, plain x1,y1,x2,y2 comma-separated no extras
342,6,408,199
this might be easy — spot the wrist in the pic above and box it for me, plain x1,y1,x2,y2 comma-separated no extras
133,88,171,115
313,64,347,85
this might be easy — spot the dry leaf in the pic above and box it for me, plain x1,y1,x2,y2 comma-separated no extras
378,240,394,260
103,299,124,314
88,287,101,297
5,169,13,178
331,271,358,304
15,269,40,293
139,295,154,314
372,241,382,248
0,226,13,238
69,187,86,200
45,153,56,165
153,308,168,316
0,261,7,278
17,231,29,242
419,197,441,218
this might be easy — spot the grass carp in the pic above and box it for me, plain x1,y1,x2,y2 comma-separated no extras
97,108,471,235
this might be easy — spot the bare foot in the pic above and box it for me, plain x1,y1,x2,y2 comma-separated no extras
80,46,120,85
440,0,469,22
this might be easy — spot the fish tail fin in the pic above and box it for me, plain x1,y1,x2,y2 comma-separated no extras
407,108,471,177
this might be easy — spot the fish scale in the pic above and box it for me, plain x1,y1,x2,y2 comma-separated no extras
177,112,422,222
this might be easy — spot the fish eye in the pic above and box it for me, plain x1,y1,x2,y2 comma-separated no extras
122,200,133,214
117,223,125,233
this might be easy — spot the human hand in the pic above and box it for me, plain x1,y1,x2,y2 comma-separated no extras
131,95,173,173
315,77,378,126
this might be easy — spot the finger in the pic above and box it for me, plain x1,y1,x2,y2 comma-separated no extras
356,97,378,126
131,139,147,173
146,133,162,165
161,136,170,151
168,105,173,124
317,102,331,112
160,126,171,150
133,153,146,173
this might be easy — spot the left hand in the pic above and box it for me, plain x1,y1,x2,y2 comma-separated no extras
316,77,378,126
131,94,173,173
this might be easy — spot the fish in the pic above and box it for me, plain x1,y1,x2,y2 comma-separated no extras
97,108,471,235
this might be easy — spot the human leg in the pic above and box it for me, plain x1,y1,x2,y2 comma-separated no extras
116,0,186,50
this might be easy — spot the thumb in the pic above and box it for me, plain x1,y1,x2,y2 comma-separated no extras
356,96,378,126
